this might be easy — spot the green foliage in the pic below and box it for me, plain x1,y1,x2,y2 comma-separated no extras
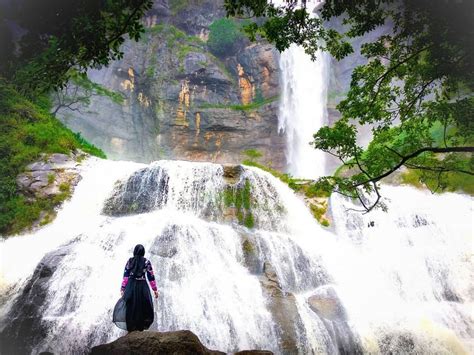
254,88,265,104
310,203,326,221
147,24,206,72
243,149,263,161
243,212,255,229
207,18,244,57
222,179,255,229
0,80,105,235
70,70,125,105
2,0,153,93
47,173,55,184
199,95,279,111
227,1,473,211
224,0,352,60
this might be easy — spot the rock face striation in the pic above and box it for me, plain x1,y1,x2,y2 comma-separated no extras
89,330,273,355
57,0,284,169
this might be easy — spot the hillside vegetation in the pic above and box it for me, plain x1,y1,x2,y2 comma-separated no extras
0,80,105,235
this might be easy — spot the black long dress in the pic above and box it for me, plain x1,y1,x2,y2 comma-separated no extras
121,258,157,331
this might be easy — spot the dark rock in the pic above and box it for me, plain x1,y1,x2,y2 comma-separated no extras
149,224,179,258
90,330,272,355
0,243,74,355
241,236,261,274
222,164,243,185
102,166,169,216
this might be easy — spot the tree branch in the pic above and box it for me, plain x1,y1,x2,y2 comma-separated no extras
352,146,474,188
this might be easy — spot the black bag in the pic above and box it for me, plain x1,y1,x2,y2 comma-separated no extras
112,297,127,330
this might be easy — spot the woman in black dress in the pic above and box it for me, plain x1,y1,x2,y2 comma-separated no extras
120,244,159,331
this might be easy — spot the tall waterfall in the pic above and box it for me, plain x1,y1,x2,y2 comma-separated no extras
0,158,472,354
278,1,330,179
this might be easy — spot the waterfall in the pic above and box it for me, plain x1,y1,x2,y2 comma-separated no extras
1,158,472,354
278,1,330,179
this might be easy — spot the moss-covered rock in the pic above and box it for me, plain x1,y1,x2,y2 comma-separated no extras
14,152,85,233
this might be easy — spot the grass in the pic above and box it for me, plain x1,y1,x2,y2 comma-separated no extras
199,96,279,111
243,149,263,160
0,80,105,236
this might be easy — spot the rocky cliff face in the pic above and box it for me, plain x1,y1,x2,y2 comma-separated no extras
57,0,284,169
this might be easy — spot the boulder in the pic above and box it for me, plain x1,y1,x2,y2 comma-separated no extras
102,166,169,216
307,285,364,354
307,285,347,321
222,164,243,185
16,153,83,199
90,330,273,355
14,152,85,232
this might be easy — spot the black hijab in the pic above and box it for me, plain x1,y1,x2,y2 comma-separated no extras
129,244,146,277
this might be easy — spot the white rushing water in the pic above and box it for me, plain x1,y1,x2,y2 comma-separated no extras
0,158,472,354
278,1,330,179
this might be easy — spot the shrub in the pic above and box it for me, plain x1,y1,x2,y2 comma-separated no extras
207,18,243,57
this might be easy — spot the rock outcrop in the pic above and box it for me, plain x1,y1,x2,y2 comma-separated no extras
57,0,285,169
89,330,273,355
0,243,75,354
15,152,85,229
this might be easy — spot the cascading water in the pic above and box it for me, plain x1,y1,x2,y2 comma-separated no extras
278,1,330,179
0,158,472,354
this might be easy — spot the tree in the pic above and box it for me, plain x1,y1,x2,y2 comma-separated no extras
225,0,474,212
0,0,153,93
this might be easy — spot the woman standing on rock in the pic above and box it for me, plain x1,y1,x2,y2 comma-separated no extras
119,244,159,331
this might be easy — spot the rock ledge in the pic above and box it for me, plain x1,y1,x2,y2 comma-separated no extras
90,330,273,355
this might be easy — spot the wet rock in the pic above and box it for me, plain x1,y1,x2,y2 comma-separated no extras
149,224,179,258
103,166,169,216
222,164,243,185
260,261,300,353
241,236,260,274
307,285,364,354
90,330,273,355
0,243,75,355
378,331,417,354
307,285,347,321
